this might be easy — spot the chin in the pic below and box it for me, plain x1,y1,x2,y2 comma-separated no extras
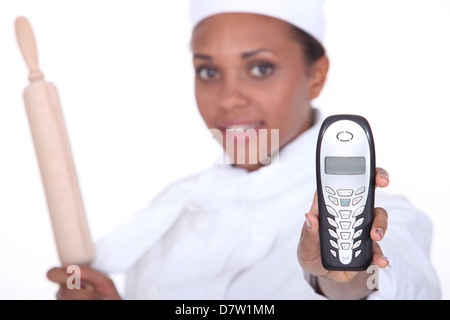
232,162,264,172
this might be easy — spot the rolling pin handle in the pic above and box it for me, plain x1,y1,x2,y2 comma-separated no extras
15,16,45,82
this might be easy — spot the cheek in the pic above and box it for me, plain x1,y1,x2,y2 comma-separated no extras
195,84,216,128
262,79,311,144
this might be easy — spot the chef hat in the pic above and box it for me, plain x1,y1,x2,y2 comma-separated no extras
189,0,326,43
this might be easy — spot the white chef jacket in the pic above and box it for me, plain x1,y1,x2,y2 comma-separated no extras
92,110,441,300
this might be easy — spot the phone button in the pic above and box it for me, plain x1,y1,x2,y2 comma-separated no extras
339,210,352,219
352,196,363,206
339,221,351,230
326,205,337,216
340,232,351,240
353,229,363,239
329,239,339,249
325,186,335,195
340,251,352,264
328,196,339,206
328,229,338,238
337,131,353,142
355,187,366,195
327,217,338,228
352,240,362,249
337,189,353,197
340,198,351,207
354,206,365,217
354,218,364,228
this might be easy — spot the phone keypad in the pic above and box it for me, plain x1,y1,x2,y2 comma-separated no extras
324,185,366,265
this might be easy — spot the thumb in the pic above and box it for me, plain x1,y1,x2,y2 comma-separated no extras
304,191,319,236
298,193,321,264
299,213,320,260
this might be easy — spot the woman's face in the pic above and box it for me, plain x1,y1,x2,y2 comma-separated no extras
191,13,328,171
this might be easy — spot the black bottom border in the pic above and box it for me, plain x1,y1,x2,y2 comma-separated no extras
44,299,446,318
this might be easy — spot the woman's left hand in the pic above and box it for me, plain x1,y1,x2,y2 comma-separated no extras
297,168,390,299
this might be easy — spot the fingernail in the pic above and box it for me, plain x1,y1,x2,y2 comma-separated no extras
380,173,389,181
305,214,311,230
375,228,384,239
384,256,391,269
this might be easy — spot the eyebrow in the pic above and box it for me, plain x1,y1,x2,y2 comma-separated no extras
193,48,275,61
193,54,213,61
241,48,275,59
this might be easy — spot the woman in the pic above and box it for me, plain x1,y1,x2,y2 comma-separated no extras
47,0,440,299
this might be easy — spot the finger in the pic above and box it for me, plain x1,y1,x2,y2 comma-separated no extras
375,167,390,189
48,265,121,300
371,207,388,241
47,265,95,288
48,267,98,300
56,286,99,300
77,265,121,300
46,267,68,285
372,241,389,268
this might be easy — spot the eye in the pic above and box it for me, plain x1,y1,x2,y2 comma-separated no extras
250,64,274,77
197,67,221,81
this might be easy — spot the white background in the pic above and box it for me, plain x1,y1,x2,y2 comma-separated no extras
0,0,449,299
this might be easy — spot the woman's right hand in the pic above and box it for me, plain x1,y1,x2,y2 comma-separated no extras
47,265,121,300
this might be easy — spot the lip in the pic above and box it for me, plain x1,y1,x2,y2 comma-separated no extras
216,120,266,142
218,120,265,131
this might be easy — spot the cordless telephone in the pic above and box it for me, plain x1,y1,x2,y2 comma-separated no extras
316,115,376,271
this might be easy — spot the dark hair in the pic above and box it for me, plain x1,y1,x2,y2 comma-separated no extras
289,26,326,67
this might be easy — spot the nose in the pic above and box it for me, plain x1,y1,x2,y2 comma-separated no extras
217,74,250,111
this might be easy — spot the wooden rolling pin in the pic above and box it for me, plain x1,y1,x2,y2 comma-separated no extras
15,17,95,265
